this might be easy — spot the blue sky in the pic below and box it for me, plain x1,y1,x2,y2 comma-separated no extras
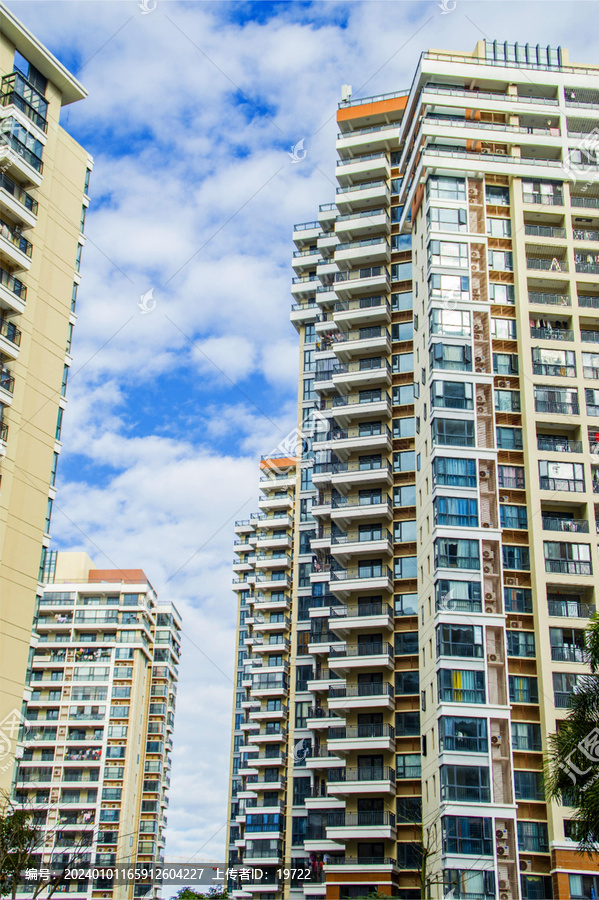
8,0,598,863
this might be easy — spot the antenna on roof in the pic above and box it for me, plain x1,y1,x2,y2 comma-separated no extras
341,84,352,102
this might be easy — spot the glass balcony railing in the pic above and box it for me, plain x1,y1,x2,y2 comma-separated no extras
0,73,48,131
0,171,38,214
0,132,43,173
0,266,26,300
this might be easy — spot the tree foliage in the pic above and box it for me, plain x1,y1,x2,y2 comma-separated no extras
545,616,599,852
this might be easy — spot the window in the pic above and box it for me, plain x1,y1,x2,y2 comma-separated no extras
395,671,419,695
494,353,519,376
396,753,421,778
512,722,542,752
395,632,418,655
395,711,421,735
539,459,584,492
394,556,417,579
433,459,476,491
534,385,579,415
395,593,418,616
393,450,415,472
495,389,520,412
543,541,592,576
391,321,413,342
550,627,586,663
522,179,563,204
44,498,53,535
444,869,495,899
509,676,538,704
488,250,513,272
429,240,469,268
428,175,466,201
582,351,599,379
500,504,527,529
434,497,478,528
496,426,523,450
439,716,487,753
498,465,525,489
437,624,483,658
430,308,471,337
438,669,485,703
433,418,475,448
394,484,416,507
392,351,414,373
393,416,415,439
391,261,412,281
487,216,511,237
393,520,416,542
429,272,470,302
514,770,544,801
489,282,515,304
570,874,599,899
14,50,47,94
502,545,530,570
435,538,480,570
440,765,490,802
391,291,413,310
431,380,473,410
429,206,468,232
533,346,576,377
486,184,510,205
430,343,472,372
491,317,516,339
435,580,482,613
75,243,82,273
507,631,536,657
50,452,58,487
518,821,549,853
442,815,493,855
392,383,414,405
586,387,599,415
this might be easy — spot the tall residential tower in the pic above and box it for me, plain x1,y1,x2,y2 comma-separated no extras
228,40,599,900
0,3,92,792
16,552,181,900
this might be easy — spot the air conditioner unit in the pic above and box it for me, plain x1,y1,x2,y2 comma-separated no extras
483,522,490,528
497,845,508,856
497,379,507,387
500,894,509,900
483,549,493,559
520,861,529,871
486,606,494,614
492,737,502,747
475,365,484,373
480,470,490,478
484,565,492,573
506,577,516,586
475,355,483,362
477,405,486,414
488,653,498,662
485,592,494,600
509,620,520,629
499,880,508,891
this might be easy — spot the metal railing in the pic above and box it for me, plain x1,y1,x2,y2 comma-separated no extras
581,330,599,343
0,132,43,172
0,265,26,300
548,599,595,618
530,326,573,341
543,517,589,533
329,641,393,658
576,262,599,274
551,644,587,662
529,291,570,306
0,171,38,213
336,179,388,195
545,559,592,575
525,224,566,239
329,683,394,699
534,399,579,415
327,811,395,828
329,723,395,740
327,765,395,783
0,72,48,131
537,435,582,452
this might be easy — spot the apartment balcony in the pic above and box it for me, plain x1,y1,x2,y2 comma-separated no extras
327,810,396,842
530,326,574,342
336,123,400,154
248,707,287,723
324,857,399,874
544,559,592,576
332,358,392,391
304,709,338,731
332,297,391,332
251,613,290,632
0,319,19,362
253,533,291,551
246,729,287,746
329,640,394,673
330,529,393,561
0,219,32,271
0,72,48,133
581,330,599,344
291,275,318,299
232,576,254,592
330,493,393,525
0,171,37,228
329,566,394,599
318,232,339,255
334,208,390,241
319,391,391,425
535,399,579,416
335,152,390,184
246,753,286,768
328,682,394,713
551,644,587,663
233,559,253,574
331,459,393,490
439,785,491,804
0,265,26,315
290,300,318,325
326,765,396,796
526,256,568,274
333,266,390,299
327,722,395,754
253,513,293,531
234,519,255,535
254,553,291,570
315,423,392,457
329,600,393,637
242,849,283,865
528,291,571,308
332,327,392,362
334,237,390,271
548,599,595,618
292,247,321,273
252,596,290,614
537,435,582,453
0,132,43,186
257,494,293,512
542,517,589,534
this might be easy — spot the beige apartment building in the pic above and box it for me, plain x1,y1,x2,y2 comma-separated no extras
15,551,181,900
0,2,92,793
227,39,599,900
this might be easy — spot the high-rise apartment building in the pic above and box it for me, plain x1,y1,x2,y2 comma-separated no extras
14,551,181,899
228,39,599,900
0,3,92,791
